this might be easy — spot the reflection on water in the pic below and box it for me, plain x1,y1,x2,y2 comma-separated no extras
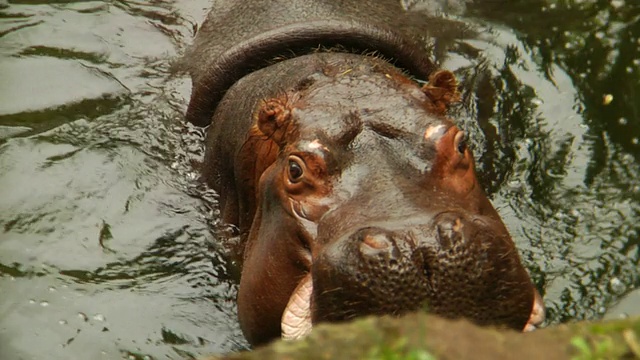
0,0,638,358
0,1,247,358
462,0,640,323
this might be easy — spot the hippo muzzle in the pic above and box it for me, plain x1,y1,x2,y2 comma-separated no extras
280,187,545,340
311,213,537,330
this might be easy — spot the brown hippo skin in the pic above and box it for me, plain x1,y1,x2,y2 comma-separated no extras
183,0,546,347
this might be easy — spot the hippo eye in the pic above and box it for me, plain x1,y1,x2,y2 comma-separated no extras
288,157,304,182
454,130,467,155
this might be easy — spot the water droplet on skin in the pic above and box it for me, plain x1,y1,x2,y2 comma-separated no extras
78,312,88,321
609,277,626,295
598,307,606,314
40,301,49,307
93,314,106,322
48,287,56,292
29,299,36,304
59,320,67,325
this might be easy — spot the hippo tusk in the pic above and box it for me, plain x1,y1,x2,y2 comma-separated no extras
281,273,313,340
523,289,546,332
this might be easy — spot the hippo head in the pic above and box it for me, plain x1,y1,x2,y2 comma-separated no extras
235,59,544,345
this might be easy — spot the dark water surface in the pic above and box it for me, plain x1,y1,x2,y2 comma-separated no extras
1,0,638,359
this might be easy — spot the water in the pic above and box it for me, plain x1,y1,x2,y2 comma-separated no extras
1,0,638,359
0,1,246,358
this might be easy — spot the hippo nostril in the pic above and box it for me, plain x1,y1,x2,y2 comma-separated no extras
362,233,391,250
452,217,464,232
434,213,470,250
356,229,397,258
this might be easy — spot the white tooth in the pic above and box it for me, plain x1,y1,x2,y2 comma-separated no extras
281,274,313,341
523,290,546,332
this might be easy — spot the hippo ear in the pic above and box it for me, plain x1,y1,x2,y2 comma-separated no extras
238,96,296,208
421,70,461,115
256,96,296,147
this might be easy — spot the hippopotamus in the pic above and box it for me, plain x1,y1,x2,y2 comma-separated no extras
183,0,545,347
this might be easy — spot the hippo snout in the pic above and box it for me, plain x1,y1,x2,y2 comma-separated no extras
357,227,413,261
311,214,540,331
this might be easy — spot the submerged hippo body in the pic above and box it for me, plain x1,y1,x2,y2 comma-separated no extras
184,0,545,346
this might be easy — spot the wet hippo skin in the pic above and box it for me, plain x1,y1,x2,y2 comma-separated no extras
183,0,545,347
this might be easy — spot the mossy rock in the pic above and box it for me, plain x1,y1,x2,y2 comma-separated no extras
203,313,640,360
